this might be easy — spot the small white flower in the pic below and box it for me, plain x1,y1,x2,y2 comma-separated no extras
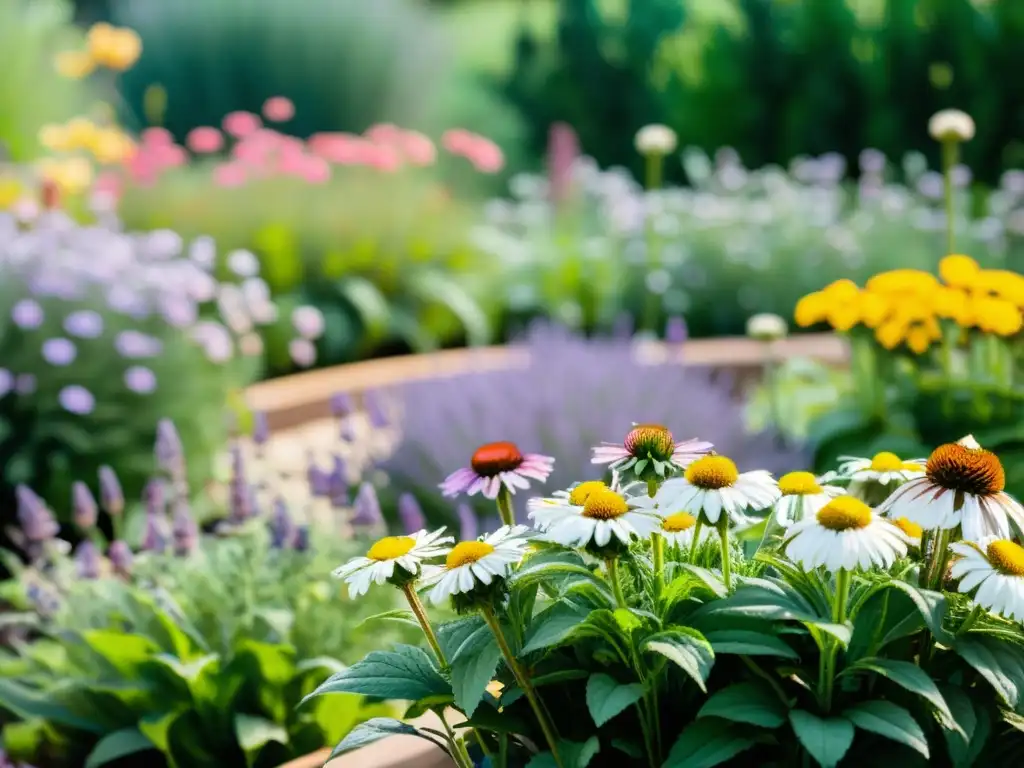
950,538,1024,622
528,483,661,548
655,455,780,526
656,510,713,549
746,312,788,342
773,471,845,527
332,528,452,598
878,436,1024,542
422,526,532,605
835,451,927,486
928,109,976,143
634,124,678,156
784,497,911,573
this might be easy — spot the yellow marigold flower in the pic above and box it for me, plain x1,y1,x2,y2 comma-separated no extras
88,24,142,71
875,319,906,350
794,291,829,328
974,296,1023,337
889,299,933,326
933,286,970,323
55,50,95,79
858,291,889,328
865,269,938,296
976,269,1024,306
822,278,860,303
89,128,136,164
906,324,933,354
826,301,860,332
939,254,980,289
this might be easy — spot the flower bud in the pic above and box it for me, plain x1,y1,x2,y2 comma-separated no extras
269,497,296,548
928,109,975,143
72,481,98,530
746,312,788,342
108,540,133,577
16,485,59,542
634,124,678,156
74,541,101,579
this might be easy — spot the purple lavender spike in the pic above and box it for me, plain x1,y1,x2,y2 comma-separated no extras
351,483,384,528
293,525,310,552
339,418,358,443
613,313,634,340
25,581,61,618
363,390,389,429
665,316,688,344
252,412,269,446
307,457,331,498
141,511,170,554
144,479,165,517
269,498,296,549
456,503,478,542
330,392,354,418
74,541,101,579
328,455,349,508
398,493,426,534
72,481,98,530
108,540,133,577
171,499,198,557
98,465,124,517
16,485,59,542
155,419,185,483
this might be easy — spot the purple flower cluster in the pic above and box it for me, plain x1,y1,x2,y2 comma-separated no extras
377,323,808,526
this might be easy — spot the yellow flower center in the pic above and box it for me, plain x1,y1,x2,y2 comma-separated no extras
925,442,1005,495
986,540,1024,577
893,517,923,540
581,489,629,520
662,512,697,533
367,536,416,561
816,497,873,531
684,455,739,490
778,471,822,496
569,481,608,506
445,541,496,569
869,452,904,472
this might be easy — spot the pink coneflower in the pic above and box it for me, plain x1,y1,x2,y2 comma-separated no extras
141,127,174,146
464,136,504,173
186,126,224,154
401,131,436,166
441,441,555,499
223,111,263,139
592,424,713,479
441,129,474,155
365,143,402,172
262,96,295,123
213,162,247,188
364,123,402,144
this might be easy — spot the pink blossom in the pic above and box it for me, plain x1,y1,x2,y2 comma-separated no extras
441,129,475,155
365,143,402,173
153,143,187,169
126,153,158,186
401,131,436,166
308,133,356,164
364,123,402,145
213,162,247,188
141,127,174,146
93,171,122,201
262,96,295,122
186,126,224,154
464,136,504,173
300,156,331,184
223,111,263,139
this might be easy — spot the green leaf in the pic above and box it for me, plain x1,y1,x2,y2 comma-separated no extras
788,710,854,768
586,673,644,727
526,737,600,768
842,700,929,758
955,635,1024,708
807,405,872,449
408,270,491,347
0,678,106,733
338,276,391,342
355,610,421,631
84,728,155,768
663,717,758,768
328,717,448,760
847,658,960,737
438,617,501,717
642,627,714,692
882,581,951,644
301,645,450,704
938,685,988,767
521,602,590,654
698,682,786,728
703,629,799,659
235,714,287,760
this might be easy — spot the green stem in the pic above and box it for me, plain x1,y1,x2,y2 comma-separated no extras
689,519,704,563
480,606,563,768
926,529,953,591
496,486,515,527
651,533,665,598
439,710,474,768
819,569,852,712
607,558,628,608
957,604,985,636
941,139,959,255
636,699,658,768
403,584,447,669
648,682,663,763
833,569,851,625
716,518,732,592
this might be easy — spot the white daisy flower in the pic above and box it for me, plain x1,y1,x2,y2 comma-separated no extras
950,537,1024,622
331,528,452,598
530,485,662,549
773,471,845,527
656,510,714,549
784,496,911,572
836,451,927,486
878,435,1024,542
654,454,780,526
422,526,532,606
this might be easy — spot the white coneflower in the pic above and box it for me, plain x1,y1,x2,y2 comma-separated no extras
657,511,713,549
530,485,661,549
773,471,845,527
745,312,788,342
950,538,1024,622
928,109,976,143
655,455,780,526
422,526,532,606
634,124,678,156
878,435,1024,542
836,451,926,486
331,528,452,598
784,497,911,573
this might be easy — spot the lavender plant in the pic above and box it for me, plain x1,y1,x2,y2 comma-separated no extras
0,206,316,539
376,323,807,532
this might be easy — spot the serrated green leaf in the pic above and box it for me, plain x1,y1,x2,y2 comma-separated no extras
789,710,854,768
300,646,450,705
355,610,421,631
526,737,600,768
663,717,757,768
84,728,155,768
585,673,644,727
328,717,448,760
521,602,589,654
842,700,928,758
642,627,714,692
437,617,500,717
703,629,798,659
698,682,786,728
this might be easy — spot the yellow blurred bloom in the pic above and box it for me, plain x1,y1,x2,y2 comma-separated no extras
932,286,971,325
87,23,142,71
975,269,1024,306
794,291,829,328
822,279,860,303
875,319,906,350
939,254,980,289
38,124,73,152
37,157,94,196
858,291,890,328
0,177,23,210
906,325,933,354
55,50,95,79
65,118,100,150
88,128,136,164
865,269,938,296
826,301,860,332
973,295,1023,337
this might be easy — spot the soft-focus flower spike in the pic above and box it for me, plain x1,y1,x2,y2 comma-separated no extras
441,442,555,500
16,485,59,543
328,455,350,508
420,526,532,605
457,503,478,541
269,497,296,549
171,498,198,556
293,525,311,552
351,483,384,528
363,390,390,430
784,497,911,573
108,540,133,577
98,465,124,516
330,391,354,419
155,418,185,482
252,411,269,446
74,541,101,579
71,481,98,530
398,493,427,534
333,528,453,599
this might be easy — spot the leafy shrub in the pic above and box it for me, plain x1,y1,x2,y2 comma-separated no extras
376,323,805,529
311,426,1024,767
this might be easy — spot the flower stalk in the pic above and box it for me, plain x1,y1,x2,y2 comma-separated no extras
956,603,985,636
648,478,665,596
402,583,447,669
607,558,628,609
716,516,733,591
496,486,515,527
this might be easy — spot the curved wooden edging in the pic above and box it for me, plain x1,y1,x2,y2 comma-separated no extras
247,333,847,432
